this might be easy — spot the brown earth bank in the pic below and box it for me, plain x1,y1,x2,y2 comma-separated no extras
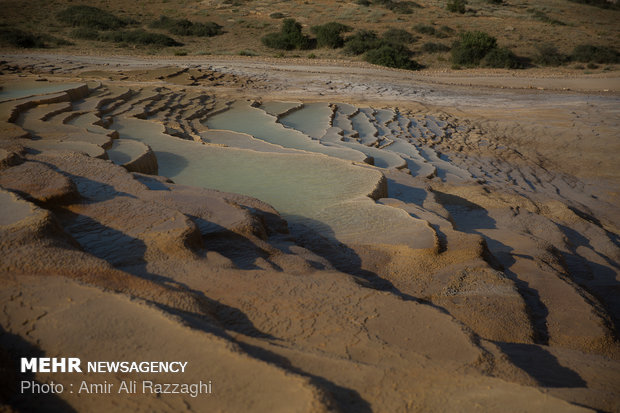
0,53,618,412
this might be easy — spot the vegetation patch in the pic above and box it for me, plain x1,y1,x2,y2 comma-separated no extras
567,0,620,9
343,30,381,55
311,22,352,48
533,44,568,66
364,42,421,69
421,42,450,53
238,49,258,56
0,28,71,48
382,28,417,44
99,30,182,47
451,31,496,66
482,47,521,68
571,44,619,64
446,0,467,13
57,5,132,30
528,9,566,25
149,16,222,37
261,19,313,50
413,24,453,38
373,0,422,14
450,31,521,68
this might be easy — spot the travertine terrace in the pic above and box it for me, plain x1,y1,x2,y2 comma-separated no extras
0,54,619,412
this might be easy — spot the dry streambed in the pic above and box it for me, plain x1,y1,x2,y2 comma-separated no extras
0,61,619,412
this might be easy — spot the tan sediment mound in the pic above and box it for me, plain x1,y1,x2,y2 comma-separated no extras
0,160,78,205
1,275,332,413
107,139,158,175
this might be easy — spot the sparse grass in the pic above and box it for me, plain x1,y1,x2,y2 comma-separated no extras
482,47,521,68
382,28,416,44
238,49,258,56
373,0,422,14
413,24,453,38
421,42,450,53
0,28,72,48
528,9,566,26
567,0,620,9
149,16,222,37
56,5,131,30
71,27,100,40
571,44,620,64
99,29,183,47
446,0,467,14
533,43,568,66
2,0,617,70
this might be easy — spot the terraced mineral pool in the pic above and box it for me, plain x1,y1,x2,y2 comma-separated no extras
278,102,332,140
205,101,366,163
0,81,84,102
260,101,301,116
106,139,148,165
111,116,435,249
0,190,34,225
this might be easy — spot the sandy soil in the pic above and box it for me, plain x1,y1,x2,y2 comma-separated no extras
0,53,618,412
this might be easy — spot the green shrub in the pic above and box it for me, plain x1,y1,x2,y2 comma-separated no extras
446,0,467,13
174,49,188,56
99,30,182,47
311,22,352,48
382,28,416,44
451,31,497,66
150,16,222,37
571,44,619,64
343,30,381,55
422,42,450,53
482,47,521,68
356,0,371,5
57,5,130,30
261,18,313,50
364,42,421,69
71,27,100,40
269,12,285,19
0,28,47,48
533,44,568,66
238,49,258,56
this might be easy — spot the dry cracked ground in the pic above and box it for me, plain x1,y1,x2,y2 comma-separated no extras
0,53,619,412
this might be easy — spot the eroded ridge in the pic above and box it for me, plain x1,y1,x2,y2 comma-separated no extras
0,63,618,413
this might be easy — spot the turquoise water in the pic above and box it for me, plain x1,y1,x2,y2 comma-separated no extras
205,101,366,162
0,81,84,102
